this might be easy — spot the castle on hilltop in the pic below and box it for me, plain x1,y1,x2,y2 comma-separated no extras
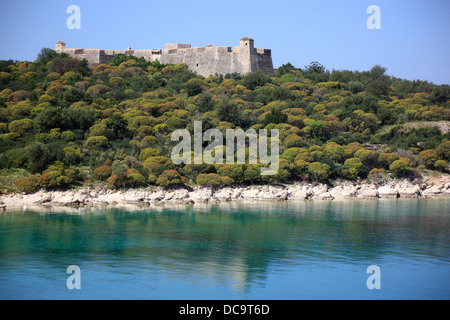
55,37,274,77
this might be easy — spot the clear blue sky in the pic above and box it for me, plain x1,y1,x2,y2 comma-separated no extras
0,0,449,84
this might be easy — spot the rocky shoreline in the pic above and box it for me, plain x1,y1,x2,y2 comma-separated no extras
1,176,449,210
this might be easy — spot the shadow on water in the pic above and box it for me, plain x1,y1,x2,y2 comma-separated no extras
0,198,449,299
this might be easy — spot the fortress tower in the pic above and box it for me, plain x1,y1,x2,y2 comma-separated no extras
55,41,66,51
55,37,274,77
239,37,254,74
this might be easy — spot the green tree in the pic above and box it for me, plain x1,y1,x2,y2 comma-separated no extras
126,168,147,187
216,98,249,128
36,48,58,65
434,160,448,172
85,136,109,149
303,61,329,82
139,147,161,161
184,78,204,96
307,120,325,141
8,118,33,135
243,164,262,184
281,147,307,162
262,107,288,127
344,157,364,179
389,159,409,177
195,92,214,113
378,153,399,168
27,142,51,173
436,140,450,160
106,113,128,139
308,162,331,182
365,65,390,96
284,134,305,148
241,71,272,90
156,170,186,188
196,173,233,188
63,146,81,165
323,142,344,163
418,149,439,168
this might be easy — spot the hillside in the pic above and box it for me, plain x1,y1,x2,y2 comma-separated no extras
0,49,449,194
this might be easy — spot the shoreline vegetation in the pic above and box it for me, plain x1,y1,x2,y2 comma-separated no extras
1,49,449,206
1,174,449,210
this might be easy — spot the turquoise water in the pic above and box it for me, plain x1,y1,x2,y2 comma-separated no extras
0,198,449,300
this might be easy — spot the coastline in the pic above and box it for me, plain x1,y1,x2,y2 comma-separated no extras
1,175,449,210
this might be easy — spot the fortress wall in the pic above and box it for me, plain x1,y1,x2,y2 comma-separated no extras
155,47,244,77
133,50,156,61
60,48,84,59
56,38,274,76
165,43,191,50
253,53,274,74
85,49,102,64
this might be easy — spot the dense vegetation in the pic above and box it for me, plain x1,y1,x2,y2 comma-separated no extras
0,49,449,193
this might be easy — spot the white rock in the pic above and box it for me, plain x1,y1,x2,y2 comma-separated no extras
395,180,421,197
377,185,398,198
357,184,379,198
188,187,213,202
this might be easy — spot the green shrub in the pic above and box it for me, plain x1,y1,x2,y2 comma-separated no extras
127,171,146,187
85,136,108,149
389,160,409,177
378,153,399,168
8,118,33,135
139,147,161,161
196,173,233,188
418,149,439,168
434,160,448,172
156,170,186,188
15,176,39,193
368,168,388,183
93,165,112,180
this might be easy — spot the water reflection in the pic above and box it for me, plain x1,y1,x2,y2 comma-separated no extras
0,198,449,299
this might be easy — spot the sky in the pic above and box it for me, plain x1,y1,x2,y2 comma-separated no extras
0,0,449,84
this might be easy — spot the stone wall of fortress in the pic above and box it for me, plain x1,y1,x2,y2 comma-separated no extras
55,37,273,77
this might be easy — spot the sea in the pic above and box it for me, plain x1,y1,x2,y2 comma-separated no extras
0,198,449,300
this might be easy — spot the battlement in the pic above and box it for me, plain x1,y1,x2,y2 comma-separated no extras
55,37,274,77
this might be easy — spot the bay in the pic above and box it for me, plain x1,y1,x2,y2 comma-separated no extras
0,198,449,300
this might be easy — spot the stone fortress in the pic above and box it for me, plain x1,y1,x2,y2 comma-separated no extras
55,37,273,77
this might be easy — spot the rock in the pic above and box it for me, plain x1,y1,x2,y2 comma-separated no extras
377,185,399,198
329,183,359,199
395,180,421,197
422,184,444,197
289,184,308,200
312,184,328,196
241,187,260,200
259,186,289,201
357,184,379,198
310,184,334,200
163,191,175,201
213,187,233,201
442,183,450,195
148,190,165,202
167,189,190,203
1,176,450,209
188,187,213,202
313,191,334,200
